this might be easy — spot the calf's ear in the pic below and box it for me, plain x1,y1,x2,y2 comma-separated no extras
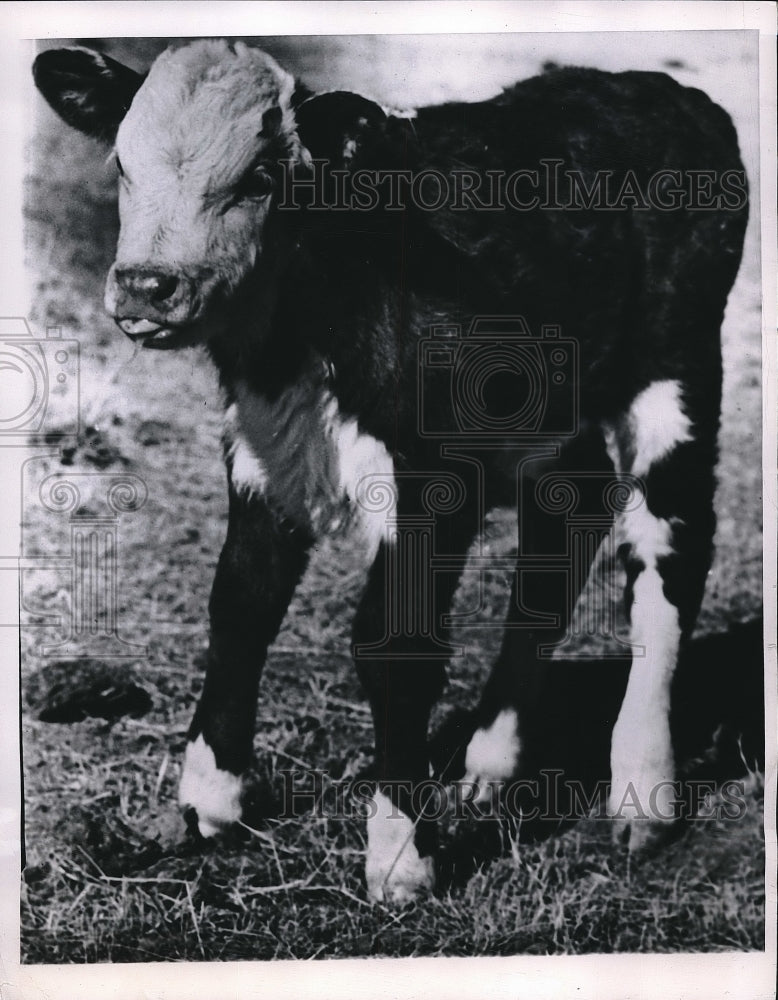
295,91,415,170
33,47,145,142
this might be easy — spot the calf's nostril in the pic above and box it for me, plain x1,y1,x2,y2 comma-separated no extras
116,269,180,304
149,273,179,302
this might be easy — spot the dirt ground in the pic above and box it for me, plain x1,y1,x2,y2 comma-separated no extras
19,32,764,961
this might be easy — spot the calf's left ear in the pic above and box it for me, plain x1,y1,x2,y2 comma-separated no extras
295,91,415,170
33,47,145,142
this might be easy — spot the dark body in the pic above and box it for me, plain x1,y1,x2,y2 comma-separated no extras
240,68,746,442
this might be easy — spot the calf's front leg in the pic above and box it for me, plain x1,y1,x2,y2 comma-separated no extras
179,481,312,836
354,507,476,904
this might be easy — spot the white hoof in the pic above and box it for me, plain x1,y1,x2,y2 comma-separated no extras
365,790,435,904
178,734,242,837
609,716,677,850
462,709,521,804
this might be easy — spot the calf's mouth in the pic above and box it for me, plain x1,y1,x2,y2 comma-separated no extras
116,317,197,350
106,264,213,349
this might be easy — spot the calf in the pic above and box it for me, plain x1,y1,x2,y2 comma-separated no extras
34,40,748,903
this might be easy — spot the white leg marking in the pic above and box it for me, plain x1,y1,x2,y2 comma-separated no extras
627,379,692,475
462,709,521,803
365,790,435,904
178,734,242,838
604,381,692,844
609,560,680,835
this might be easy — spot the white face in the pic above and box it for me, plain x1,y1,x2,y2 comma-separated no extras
105,41,304,349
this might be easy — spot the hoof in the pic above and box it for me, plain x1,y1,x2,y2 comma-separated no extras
608,763,678,853
178,734,242,838
365,790,436,904
610,813,677,853
609,707,678,853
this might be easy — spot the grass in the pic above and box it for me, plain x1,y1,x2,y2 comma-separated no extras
20,732,766,961
20,35,765,962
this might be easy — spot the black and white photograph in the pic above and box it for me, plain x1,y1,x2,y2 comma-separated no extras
1,2,775,997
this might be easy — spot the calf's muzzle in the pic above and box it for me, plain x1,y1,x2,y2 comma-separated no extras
108,266,200,348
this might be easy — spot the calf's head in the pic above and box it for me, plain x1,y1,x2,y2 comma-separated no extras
33,40,396,350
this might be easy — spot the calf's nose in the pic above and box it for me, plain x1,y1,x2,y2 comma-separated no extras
115,268,180,305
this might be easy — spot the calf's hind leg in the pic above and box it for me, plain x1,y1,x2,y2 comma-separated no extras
464,436,615,800
605,379,718,850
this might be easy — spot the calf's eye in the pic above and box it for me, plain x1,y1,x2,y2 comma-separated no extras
237,169,275,200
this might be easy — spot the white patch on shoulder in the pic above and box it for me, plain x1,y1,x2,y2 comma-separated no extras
226,373,395,555
365,790,435,903
462,708,521,803
322,395,396,560
178,734,242,838
628,379,692,476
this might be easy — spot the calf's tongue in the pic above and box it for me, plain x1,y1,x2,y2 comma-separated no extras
118,318,164,337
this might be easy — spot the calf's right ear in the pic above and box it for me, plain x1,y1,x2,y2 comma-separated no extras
33,47,145,142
